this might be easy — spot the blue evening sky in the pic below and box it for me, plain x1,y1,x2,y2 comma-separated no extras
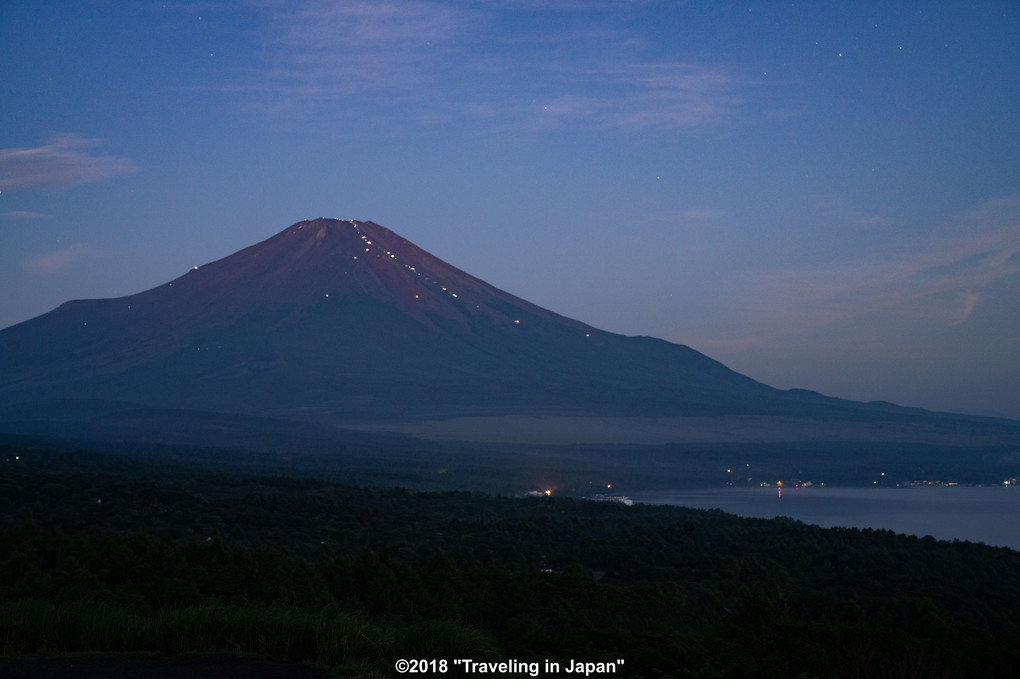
2,1,1018,418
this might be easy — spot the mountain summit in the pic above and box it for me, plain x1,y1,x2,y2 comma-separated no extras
122,218,585,331
1,218,900,423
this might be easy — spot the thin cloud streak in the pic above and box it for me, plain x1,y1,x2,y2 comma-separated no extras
596,62,743,128
24,244,104,276
636,207,725,226
0,135,137,191
256,0,466,97
245,0,748,130
695,196,1020,351
527,61,743,129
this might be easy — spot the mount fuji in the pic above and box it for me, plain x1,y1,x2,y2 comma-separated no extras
1,218,903,423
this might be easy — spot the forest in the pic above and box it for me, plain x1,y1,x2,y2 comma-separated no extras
2,440,1019,678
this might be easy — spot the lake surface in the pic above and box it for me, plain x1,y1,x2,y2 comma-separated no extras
631,486,1020,551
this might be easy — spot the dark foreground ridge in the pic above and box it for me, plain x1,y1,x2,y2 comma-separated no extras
2,445,1019,678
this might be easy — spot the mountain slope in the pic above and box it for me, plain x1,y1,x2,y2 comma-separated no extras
0,218,970,424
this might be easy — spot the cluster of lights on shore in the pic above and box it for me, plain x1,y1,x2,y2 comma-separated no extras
726,464,894,497
536,483,616,498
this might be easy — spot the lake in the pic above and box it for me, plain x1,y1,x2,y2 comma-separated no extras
631,486,1020,551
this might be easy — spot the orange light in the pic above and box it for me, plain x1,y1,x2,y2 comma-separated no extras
544,490,552,496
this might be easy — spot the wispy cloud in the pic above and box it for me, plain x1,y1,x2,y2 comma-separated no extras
482,0,658,9
637,206,726,226
697,196,1020,350
1,211,48,219
244,0,749,130
0,135,137,191
23,244,104,275
254,0,465,100
675,207,725,222
594,62,742,128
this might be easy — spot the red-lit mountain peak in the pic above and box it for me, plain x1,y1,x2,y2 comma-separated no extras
146,217,581,333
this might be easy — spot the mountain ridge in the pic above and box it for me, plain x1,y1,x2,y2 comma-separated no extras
0,218,1012,431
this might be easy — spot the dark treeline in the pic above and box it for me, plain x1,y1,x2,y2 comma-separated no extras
2,444,1019,678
